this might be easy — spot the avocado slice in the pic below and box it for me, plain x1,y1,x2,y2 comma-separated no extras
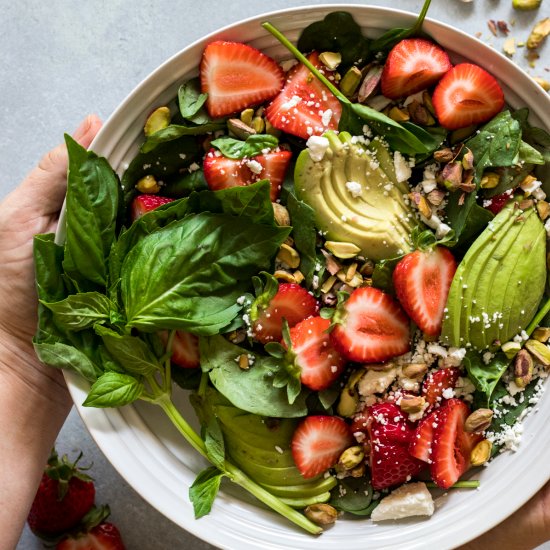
294,131,418,260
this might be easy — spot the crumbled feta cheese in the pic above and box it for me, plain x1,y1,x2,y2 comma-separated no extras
321,108,333,127
281,95,302,110
345,180,362,197
306,135,330,162
246,159,263,174
394,151,412,183
358,367,397,397
370,482,434,521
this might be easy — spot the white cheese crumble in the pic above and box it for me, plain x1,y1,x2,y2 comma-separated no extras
394,151,412,183
371,482,434,521
246,159,263,174
345,180,362,197
306,135,330,162
357,367,397,397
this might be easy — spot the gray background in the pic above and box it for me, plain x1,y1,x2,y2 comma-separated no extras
1,0,548,549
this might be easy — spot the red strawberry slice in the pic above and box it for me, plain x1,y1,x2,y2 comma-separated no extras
253,283,319,344
171,331,200,369
291,415,354,478
484,190,514,215
366,402,426,490
381,38,452,99
432,63,505,130
288,316,346,391
422,367,461,408
393,246,457,337
203,148,292,201
430,398,482,488
265,52,342,140
409,408,441,463
131,194,174,221
200,41,285,118
330,286,411,363
56,522,125,550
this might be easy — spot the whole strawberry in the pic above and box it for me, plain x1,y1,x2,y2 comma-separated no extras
56,521,125,550
28,449,95,536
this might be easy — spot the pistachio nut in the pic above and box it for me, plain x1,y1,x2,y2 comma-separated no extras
238,353,250,370
464,408,493,433
304,503,338,526
501,341,522,359
439,161,463,191
272,202,291,226
426,189,446,206
399,395,426,414
388,106,410,123
340,66,362,97
273,270,297,283
320,275,338,295
336,269,363,288
252,116,265,134
525,339,550,367
338,446,365,470
470,439,492,467
144,106,171,136
240,108,254,127
514,349,534,388
536,200,550,221
293,270,305,284
527,18,550,49
462,148,474,171
136,174,161,194
534,77,550,92
480,172,501,189
345,262,359,283
359,259,375,276
324,240,362,259
357,65,383,103
277,243,301,269
422,91,436,116
402,363,428,380
227,118,256,140
319,51,342,71
407,100,435,126
337,386,359,417
433,148,454,163
519,199,535,211
349,463,366,478
533,327,550,342
227,329,247,344
321,250,342,276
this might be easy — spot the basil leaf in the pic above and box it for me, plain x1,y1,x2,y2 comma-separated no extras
141,122,226,154
121,213,290,333
83,372,144,407
210,134,279,159
463,351,509,406
42,292,112,331
178,78,208,121
446,192,494,247
34,341,102,382
94,325,159,377
163,170,208,198
62,136,120,288
189,466,224,519
201,335,309,418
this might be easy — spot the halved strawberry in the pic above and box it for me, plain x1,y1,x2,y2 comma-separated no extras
291,415,354,478
381,38,452,99
287,316,346,391
366,402,426,490
131,194,174,221
203,148,292,201
422,367,461,408
409,408,440,463
200,41,285,118
393,246,457,337
330,287,411,363
432,63,505,130
265,52,342,140
484,189,514,215
252,283,319,344
430,398,482,488
171,331,200,369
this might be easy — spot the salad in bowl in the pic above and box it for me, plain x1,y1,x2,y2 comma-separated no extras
33,0,550,547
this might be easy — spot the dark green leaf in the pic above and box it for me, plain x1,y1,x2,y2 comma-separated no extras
83,371,143,408
190,393,226,470
163,170,208,198
189,466,224,519
42,292,112,331
463,351,509,406
518,140,545,165
330,477,373,515
121,213,290,333
445,191,494,246
178,78,208,122
34,234,66,302
317,383,340,410
141,122,226,154
210,134,279,159
371,256,403,294
171,366,203,390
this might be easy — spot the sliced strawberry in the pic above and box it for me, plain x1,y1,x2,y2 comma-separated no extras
366,402,426,490
381,38,452,99
252,283,319,344
393,246,457,337
430,398,483,488
432,63,505,130
265,52,342,140
200,41,284,118
171,331,200,369
131,194,174,221
409,408,440,463
288,316,346,391
291,415,354,478
484,189,514,215
330,287,410,363
203,148,292,201
422,367,461,408
56,522,125,550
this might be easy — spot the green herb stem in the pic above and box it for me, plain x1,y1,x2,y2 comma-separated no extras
412,0,432,34
426,480,480,489
158,397,322,535
526,297,550,335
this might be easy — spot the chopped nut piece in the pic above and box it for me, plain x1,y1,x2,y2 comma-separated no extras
304,504,338,526
534,77,550,91
321,249,343,275
434,148,454,163
399,395,426,414
439,162,464,191
340,66,363,97
273,270,296,283
337,386,359,417
407,100,435,126
338,446,365,470
497,20,511,35
519,199,534,210
238,353,250,370
336,269,363,287
462,148,475,170
402,363,428,379
359,259,375,276
471,440,492,466
240,108,254,127
293,270,305,284
480,172,501,189
525,339,550,366
135,174,161,194
533,327,550,342
464,408,493,433
320,275,338,294
357,65,383,103
514,349,534,387
488,20,498,36
349,463,366,478
277,243,301,269
422,91,436,116
513,0,542,9
251,116,265,134
388,106,410,122
527,18,550,49
345,262,358,282
227,329,246,344
502,341,522,359
319,51,342,71
325,240,362,259
228,118,256,140
144,106,171,136
272,202,290,226
503,37,516,56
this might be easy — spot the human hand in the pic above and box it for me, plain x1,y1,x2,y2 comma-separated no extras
461,480,550,550
0,115,102,398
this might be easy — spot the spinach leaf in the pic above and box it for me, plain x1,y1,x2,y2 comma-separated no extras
210,134,279,159
200,335,309,418
171,366,203,390
83,371,144,408
297,11,370,71
121,213,290,333
141,122,226,154
445,192,494,247
371,256,403,294
189,466,225,519
163,169,208,198
483,164,534,199
94,325,159,377
518,140,545,165
369,0,432,55
463,351,509,406
330,477,374,515
62,135,120,289
178,78,209,123
42,292,113,331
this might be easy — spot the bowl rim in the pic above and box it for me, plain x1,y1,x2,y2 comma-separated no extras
62,4,550,550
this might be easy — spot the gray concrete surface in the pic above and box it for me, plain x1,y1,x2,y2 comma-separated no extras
1,0,548,549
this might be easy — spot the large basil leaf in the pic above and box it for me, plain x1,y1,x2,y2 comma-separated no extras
200,335,309,418
121,213,290,333
163,170,208,198
189,466,225,519
42,292,113,331
210,134,279,159
178,78,209,123
62,135,120,288
141,122,226,154
83,371,144,408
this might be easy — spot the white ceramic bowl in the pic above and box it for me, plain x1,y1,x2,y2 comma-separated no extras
64,5,550,549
